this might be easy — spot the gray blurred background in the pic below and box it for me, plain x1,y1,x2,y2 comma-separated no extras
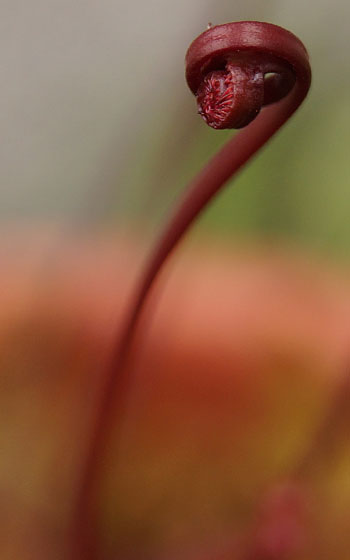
0,0,349,257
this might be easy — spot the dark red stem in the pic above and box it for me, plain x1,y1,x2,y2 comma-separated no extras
73,21,311,559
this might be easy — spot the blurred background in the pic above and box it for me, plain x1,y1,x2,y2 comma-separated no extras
0,0,349,254
0,1,350,559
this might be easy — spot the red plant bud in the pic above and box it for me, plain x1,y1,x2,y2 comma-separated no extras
185,22,308,129
73,22,312,558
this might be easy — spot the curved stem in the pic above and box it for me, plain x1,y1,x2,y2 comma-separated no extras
73,52,311,559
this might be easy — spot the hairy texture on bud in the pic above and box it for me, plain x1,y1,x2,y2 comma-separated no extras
197,64,264,129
